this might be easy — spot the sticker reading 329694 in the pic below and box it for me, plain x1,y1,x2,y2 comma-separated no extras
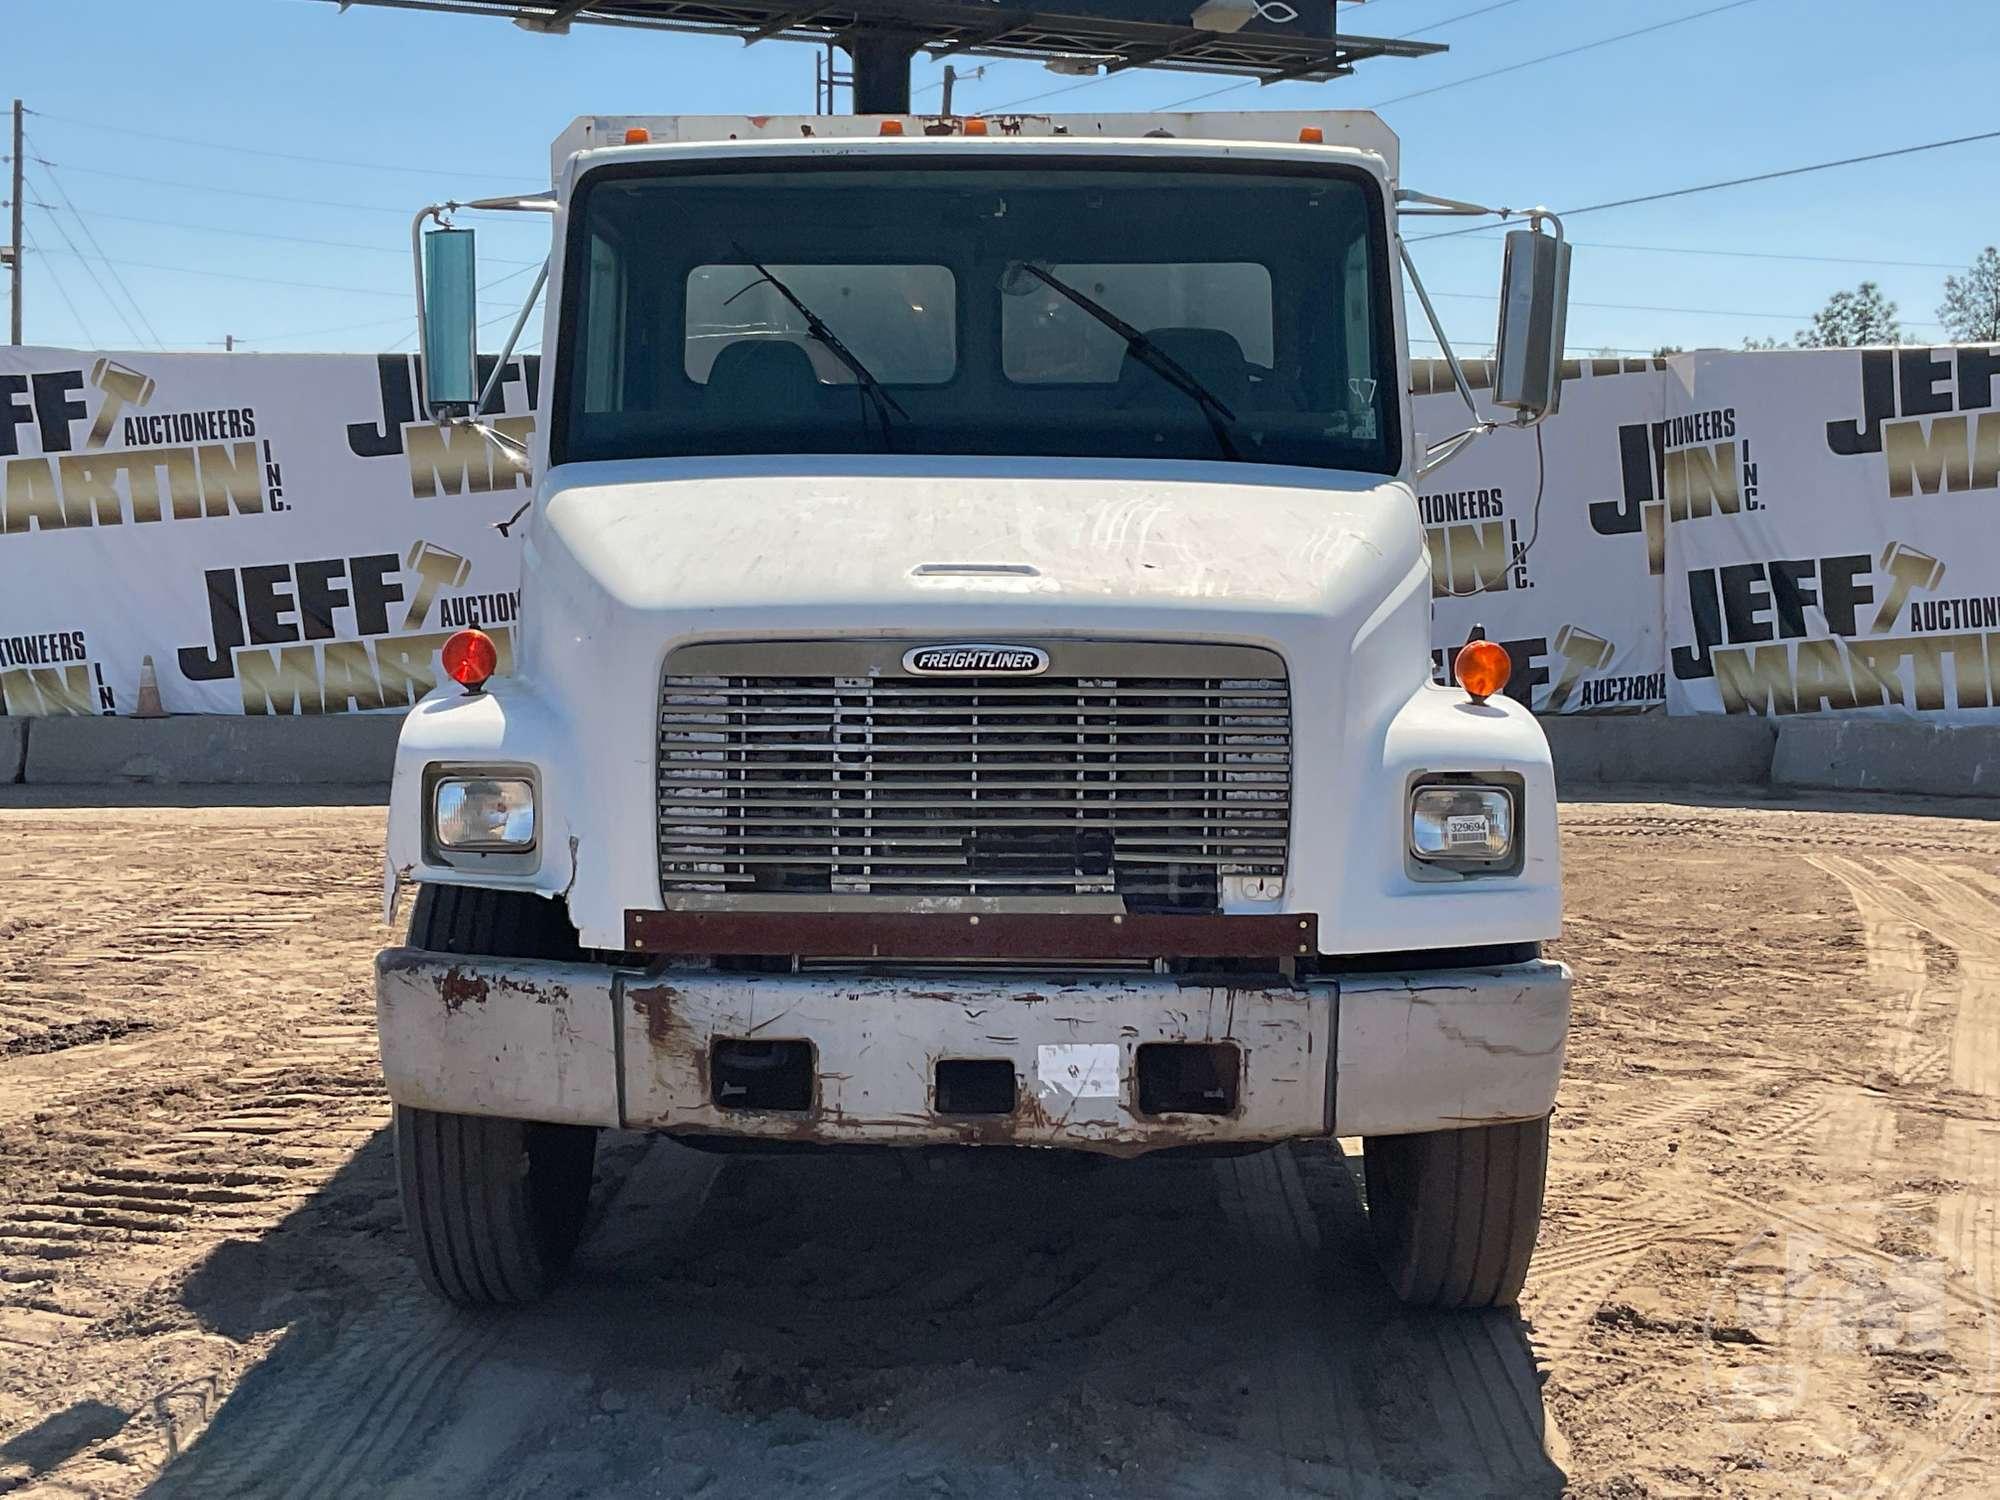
1445,814,1493,846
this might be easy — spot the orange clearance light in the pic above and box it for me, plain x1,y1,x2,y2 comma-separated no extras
1298,126,1324,144
1454,640,1512,703
442,629,499,693
963,117,989,135
623,126,652,144
879,119,904,135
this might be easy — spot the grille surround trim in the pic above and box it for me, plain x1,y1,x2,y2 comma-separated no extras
656,639,1293,911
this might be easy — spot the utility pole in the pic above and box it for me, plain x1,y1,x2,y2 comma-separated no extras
940,64,958,115
9,98,22,346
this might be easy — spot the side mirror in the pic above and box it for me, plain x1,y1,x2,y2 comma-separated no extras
1493,222,1571,421
421,227,479,415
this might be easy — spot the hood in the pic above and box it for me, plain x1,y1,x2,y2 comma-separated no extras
530,457,1421,643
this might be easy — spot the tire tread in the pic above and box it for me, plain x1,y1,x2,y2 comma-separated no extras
394,885,597,1308
1364,1115,1549,1310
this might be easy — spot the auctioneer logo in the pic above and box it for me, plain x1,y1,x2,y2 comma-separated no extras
0,626,117,716
1591,404,1761,575
1419,485,1532,597
175,539,520,714
346,354,538,502
2,359,282,533
1671,538,2000,714
1828,345,2000,499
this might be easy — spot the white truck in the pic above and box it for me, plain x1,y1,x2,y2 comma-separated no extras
376,109,1573,1311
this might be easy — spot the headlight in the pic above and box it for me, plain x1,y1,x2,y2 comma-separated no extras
432,776,537,851
1410,785,1515,869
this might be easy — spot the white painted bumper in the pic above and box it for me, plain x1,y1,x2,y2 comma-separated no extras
374,950,1568,1151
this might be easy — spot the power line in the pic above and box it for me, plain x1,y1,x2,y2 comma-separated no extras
31,157,545,220
32,244,534,304
25,108,526,182
19,222,97,346
245,263,542,348
1409,127,2000,242
29,143,165,348
1402,0,1529,40
1415,235,1967,272
1407,284,1945,331
1369,0,1764,109
24,201,540,265
22,167,146,348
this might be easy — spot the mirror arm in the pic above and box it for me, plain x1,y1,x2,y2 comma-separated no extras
1399,238,1487,426
475,258,550,417
1416,426,1487,480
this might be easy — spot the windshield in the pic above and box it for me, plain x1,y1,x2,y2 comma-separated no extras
554,159,1399,475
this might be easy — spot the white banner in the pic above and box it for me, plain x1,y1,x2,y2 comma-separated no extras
1416,358,1669,714
1663,345,2000,722
6,343,1994,721
1,349,537,717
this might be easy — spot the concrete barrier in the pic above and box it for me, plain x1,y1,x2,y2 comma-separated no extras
21,714,402,786
0,718,25,783
1538,714,1776,789
5,711,1997,799
1772,720,2000,798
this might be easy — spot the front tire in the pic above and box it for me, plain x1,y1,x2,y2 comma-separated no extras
394,885,598,1307
1362,1115,1549,1309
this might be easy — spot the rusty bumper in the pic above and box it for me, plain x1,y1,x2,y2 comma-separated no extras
374,950,1568,1151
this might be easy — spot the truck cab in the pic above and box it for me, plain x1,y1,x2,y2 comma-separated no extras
376,110,1571,1311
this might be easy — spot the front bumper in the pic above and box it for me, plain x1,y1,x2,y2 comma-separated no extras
374,950,1569,1152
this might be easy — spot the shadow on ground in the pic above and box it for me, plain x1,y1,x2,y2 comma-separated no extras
149,1131,1564,1499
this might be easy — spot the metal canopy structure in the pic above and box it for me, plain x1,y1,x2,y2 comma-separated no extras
317,1,1446,92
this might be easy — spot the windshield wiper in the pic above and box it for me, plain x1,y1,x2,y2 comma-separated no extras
1009,261,1240,461
727,246,907,445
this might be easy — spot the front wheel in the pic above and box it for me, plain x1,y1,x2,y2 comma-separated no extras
395,1104,596,1307
1362,1115,1549,1309
395,884,598,1306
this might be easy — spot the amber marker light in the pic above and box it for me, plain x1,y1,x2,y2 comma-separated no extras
624,127,652,144
1454,640,1512,703
442,629,498,694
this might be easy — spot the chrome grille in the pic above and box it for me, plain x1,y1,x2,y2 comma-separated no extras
656,642,1292,908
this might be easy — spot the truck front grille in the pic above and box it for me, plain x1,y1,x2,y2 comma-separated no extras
655,641,1291,909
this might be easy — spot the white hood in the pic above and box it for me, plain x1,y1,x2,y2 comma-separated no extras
528,456,1421,646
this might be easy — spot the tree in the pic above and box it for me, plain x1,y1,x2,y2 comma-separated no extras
1653,344,1684,358
1938,247,2000,343
1742,336,1789,351
1796,282,1902,348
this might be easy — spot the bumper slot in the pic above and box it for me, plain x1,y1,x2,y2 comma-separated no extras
1135,1042,1241,1117
712,1038,815,1112
935,1058,1017,1116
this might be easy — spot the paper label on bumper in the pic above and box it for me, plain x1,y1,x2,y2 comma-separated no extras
1037,1044,1120,1111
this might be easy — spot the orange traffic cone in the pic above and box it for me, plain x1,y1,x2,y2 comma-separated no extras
133,656,166,718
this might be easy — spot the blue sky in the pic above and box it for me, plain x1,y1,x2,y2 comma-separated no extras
5,0,1996,356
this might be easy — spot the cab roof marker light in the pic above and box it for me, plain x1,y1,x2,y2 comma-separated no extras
624,126,651,144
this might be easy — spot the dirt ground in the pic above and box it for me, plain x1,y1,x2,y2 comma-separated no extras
2,787,1998,1499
